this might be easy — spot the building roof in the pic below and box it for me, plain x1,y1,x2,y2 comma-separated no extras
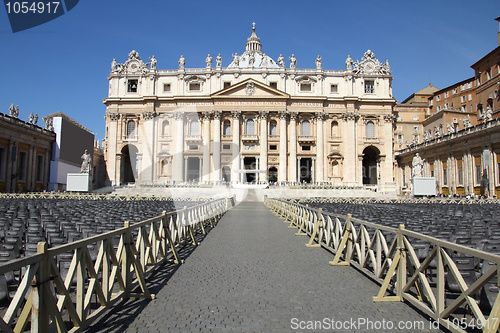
400,83,439,104
228,24,279,69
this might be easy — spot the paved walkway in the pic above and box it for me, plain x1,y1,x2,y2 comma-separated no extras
89,191,441,332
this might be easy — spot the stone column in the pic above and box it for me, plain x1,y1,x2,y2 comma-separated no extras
106,113,120,185
173,111,184,182
485,146,495,196
212,111,222,182
315,112,325,183
259,111,269,183
382,114,396,189
448,154,455,195
202,112,211,182
231,111,241,183
184,157,188,181
289,112,298,183
465,150,473,194
342,110,358,184
278,111,288,182
141,111,157,183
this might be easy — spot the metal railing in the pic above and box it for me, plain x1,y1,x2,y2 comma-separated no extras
0,197,234,332
265,197,500,333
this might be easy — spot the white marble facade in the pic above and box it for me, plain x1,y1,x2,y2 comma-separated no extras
104,25,396,189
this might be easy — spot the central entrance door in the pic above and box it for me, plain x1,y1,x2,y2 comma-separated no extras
187,157,200,182
243,157,257,183
299,158,312,183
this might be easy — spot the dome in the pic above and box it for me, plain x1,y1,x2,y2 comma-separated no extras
227,23,279,69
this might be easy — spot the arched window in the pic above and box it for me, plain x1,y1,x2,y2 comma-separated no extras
162,120,170,136
223,120,231,136
190,120,200,136
127,120,135,137
301,120,310,136
269,120,277,136
366,121,375,138
331,121,339,137
246,119,255,135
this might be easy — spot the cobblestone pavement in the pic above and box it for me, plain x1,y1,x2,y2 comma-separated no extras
88,191,442,333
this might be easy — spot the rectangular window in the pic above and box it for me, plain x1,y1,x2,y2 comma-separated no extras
224,82,231,89
468,94,472,101
300,83,312,92
223,144,230,150
269,82,277,89
364,80,374,94
18,151,27,181
189,145,198,150
36,155,44,182
413,126,419,131
443,168,447,185
412,116,419,121
444,92,449,98
189,83,201,91
163,83,171,92
127,79,138,92
437,95,441,101
269,145,277,151
302,145,311,151
330,84,338,93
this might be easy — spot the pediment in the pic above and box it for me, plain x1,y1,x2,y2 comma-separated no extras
211,78,290,99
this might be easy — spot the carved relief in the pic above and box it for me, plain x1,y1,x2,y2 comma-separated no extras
108,113,121,121
142,111,157,120
231,110,241,119
173,110,184,120
341,112,359,121
383,114,396,123
278,110,288,119
213,110,222,119
258,110,269,120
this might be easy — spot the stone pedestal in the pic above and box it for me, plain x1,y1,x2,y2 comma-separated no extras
67,173,90,192
412,177,436,196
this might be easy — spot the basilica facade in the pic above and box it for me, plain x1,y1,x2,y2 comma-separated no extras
103,26,396,190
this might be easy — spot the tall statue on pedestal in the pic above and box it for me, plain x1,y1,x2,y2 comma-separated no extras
412,153,424,178
81,149,92,174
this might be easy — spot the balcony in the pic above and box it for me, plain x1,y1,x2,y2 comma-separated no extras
241,135,259,143
297,136,316,143
185,135,202,145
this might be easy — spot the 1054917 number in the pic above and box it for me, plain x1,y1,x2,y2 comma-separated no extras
5,2,60,14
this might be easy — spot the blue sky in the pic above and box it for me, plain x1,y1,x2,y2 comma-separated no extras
2,0,499,142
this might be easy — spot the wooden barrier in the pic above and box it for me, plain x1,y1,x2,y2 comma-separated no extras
265,197,500,333
0,197,233,333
